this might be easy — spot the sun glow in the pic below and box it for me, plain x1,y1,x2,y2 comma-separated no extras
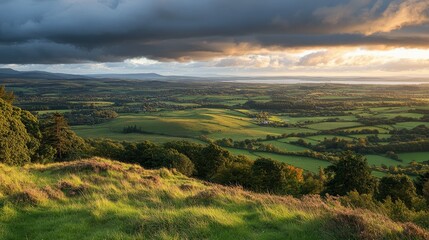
348,48,429,60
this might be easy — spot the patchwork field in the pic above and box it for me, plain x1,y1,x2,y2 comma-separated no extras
73,108,319,141
253,152,331,172
9,78,429,177
304,121,362,131
398,152,429,164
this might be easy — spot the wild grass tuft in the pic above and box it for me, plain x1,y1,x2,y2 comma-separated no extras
1,158,429,239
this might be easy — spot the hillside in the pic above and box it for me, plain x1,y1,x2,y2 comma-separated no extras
0,158,428,240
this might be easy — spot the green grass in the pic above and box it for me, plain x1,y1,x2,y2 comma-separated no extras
160,101,200,107
364,155,401,167
224,147,328,173
393,122,429,129
349,134,391,139
372,113,424,119
279,115,357,124
304,122,362,131
305,135,354,142
372,170,389,178
73,108,317,142
282,137,320,146
68,101,114,107
37,109,72,114
224,148,260,160
1,158,426,240
252,152,331,172
343,126,391,134
398,152,429,164
71,128,206,144
262,140,310,152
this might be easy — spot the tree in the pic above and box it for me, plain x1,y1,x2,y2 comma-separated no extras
301,171,325,195
0,85,14,103
164,141,205,166
422,181,429,204
325,152,376,196
377,174,417,208
158,148,195,176
415,171,429,195
197,144,232,180
42,113,86,161
0,98,32,165
211,155,253,188
251,158,303,195
20,107,55,163
86,138,126,160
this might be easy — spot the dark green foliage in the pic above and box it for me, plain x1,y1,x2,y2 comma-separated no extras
198,143,232,180
0,88,55,164
325,152,376,196
0,85,14,103
86,140,195,176
157,148,195,176
250,158,302,195
301,170,326,195
42,113,86,161
20,109,55,163
62,109,118,125
416,172,429,195
123,125,144,134
86,139,126,160
164,141,205,163
377,174,418,208
0,99,33,165
211,155,253,188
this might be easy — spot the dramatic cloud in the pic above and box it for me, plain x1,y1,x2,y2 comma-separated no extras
0,0,429,64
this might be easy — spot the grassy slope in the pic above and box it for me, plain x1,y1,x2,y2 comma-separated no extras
1,158,428,240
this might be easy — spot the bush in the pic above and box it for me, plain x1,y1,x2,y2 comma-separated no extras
377,174,417,208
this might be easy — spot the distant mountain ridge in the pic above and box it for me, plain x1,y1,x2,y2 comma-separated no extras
0,68,91,80
0,68,191,81
87,72,166,80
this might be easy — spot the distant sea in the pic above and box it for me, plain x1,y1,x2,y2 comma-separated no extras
224,79,429,85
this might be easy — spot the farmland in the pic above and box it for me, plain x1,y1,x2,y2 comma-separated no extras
4,77,429,177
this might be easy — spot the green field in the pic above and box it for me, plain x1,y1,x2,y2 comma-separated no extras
398,152,429,164
349,134,391,139
394,122,429,129
252,152,331,172
224,148,260,160
304,121,362,131
344,126,391,133
73,108,318,142
279,115,357,124
281,137,320,146
305,135,355,142
365,155,401,167
10,78,429,178
37,109,72,114
262,140,310,152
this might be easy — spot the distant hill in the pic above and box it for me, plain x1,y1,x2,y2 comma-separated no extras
0,68,92,80
87,72,166,80
0,158,428,239
87,73,205,81
0,68,200,81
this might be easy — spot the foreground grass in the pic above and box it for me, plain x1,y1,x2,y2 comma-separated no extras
1,158,428,240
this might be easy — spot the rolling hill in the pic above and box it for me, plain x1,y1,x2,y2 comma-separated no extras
1,158,427,240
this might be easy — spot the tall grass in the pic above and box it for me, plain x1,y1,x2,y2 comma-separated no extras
1,158,428,239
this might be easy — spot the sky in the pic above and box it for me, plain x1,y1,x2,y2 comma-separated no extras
0,0,429,77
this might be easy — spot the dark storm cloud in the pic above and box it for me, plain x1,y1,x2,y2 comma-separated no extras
0,0,428,64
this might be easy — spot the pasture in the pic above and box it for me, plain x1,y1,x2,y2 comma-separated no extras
8,78,429,176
